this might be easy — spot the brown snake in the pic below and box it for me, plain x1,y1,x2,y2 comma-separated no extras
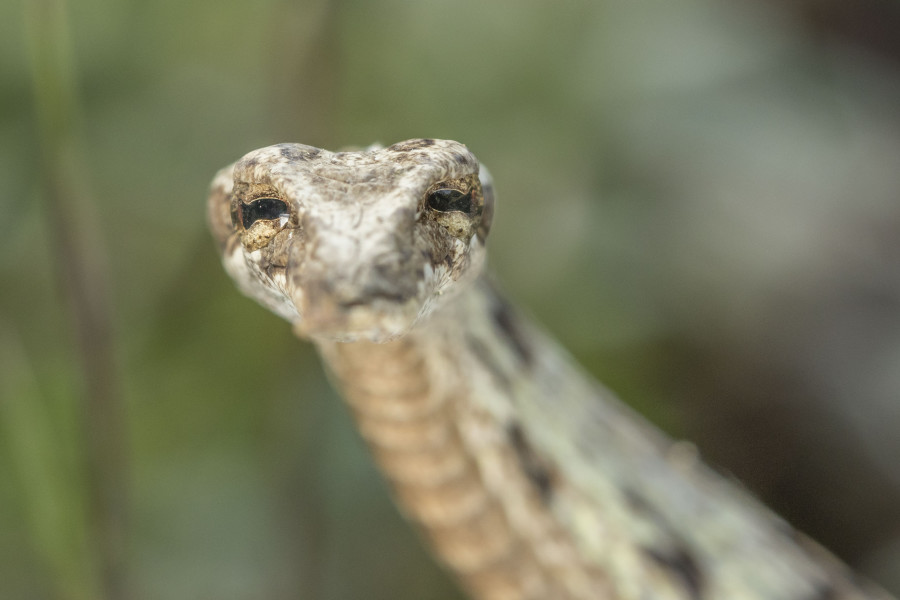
207,139,894,600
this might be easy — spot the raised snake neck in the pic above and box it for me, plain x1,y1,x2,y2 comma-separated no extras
208,139,894,600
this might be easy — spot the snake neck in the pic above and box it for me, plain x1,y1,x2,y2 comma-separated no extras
311,275,894,600
313,277,609,600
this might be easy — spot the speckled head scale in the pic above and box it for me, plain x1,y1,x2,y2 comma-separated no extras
208,138,495,342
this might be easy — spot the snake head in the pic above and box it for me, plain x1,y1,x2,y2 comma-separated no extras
208,139,495,342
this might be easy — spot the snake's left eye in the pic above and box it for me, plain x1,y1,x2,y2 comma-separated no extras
427,189,473,214
241,197,289,229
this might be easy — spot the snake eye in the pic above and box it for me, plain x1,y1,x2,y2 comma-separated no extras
241,197,290,229
427,189,472,214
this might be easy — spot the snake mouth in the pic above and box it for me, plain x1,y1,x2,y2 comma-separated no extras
338,291,411,309
288,240,426,341
292,284,423,342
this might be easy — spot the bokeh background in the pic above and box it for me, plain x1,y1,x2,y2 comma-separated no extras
2,0,899,598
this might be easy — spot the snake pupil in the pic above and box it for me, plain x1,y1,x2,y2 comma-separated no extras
241,197,289,228
427,189,472,214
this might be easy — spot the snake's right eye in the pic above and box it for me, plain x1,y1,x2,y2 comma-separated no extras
241,197,290,229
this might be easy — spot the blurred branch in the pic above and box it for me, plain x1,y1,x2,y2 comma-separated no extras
262,2,341,595
24,1,130,599
266,0,340,145
0,326,98,600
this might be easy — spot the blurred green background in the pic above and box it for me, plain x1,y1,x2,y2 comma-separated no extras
2,0,900,598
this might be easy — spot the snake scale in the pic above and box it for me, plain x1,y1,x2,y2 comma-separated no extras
207,139,894,600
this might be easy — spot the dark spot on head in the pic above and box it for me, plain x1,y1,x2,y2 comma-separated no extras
508,423,555,503
453,153,467,165
279,145,320,162
643,545,705,600
485,283,533,367
388,138,435,152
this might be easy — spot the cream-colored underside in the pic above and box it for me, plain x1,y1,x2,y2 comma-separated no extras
317,335,609,600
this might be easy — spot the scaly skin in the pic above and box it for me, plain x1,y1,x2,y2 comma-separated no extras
208,139,894,600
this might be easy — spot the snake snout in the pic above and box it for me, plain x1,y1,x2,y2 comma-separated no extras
292,226,423,340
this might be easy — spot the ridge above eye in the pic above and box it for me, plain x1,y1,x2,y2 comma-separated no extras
427,188,472,214
241,197,289,228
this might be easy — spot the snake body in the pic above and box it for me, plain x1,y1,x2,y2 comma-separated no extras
208,139,893,600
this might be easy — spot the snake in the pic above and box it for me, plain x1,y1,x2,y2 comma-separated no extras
207,139,894,600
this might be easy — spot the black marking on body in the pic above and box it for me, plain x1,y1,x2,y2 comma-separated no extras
486,285,534,367
623,488,655,514
643,545,705,600
466,335,511,388
805,583,838,600
625,489,705,599
508,422,555,503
